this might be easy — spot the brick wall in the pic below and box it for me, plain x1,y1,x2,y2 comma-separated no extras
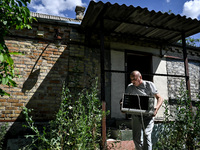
0,21,101,122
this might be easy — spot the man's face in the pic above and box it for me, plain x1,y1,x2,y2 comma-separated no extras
130,75,141,87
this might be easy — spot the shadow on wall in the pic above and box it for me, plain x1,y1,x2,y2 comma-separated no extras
4,44,69,149
22,69,40,93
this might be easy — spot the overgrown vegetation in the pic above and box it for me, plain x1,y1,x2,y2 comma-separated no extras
0,0,34,96
154,82,200,150
22,78,107,150
0,123,8,150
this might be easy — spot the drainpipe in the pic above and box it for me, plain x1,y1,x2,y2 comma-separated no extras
100,17,106,150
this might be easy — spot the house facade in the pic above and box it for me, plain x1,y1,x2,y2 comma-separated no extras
1,1,200,149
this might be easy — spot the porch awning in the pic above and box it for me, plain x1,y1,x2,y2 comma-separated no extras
81,1,200,44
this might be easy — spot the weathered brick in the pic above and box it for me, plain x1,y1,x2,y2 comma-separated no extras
2,110,13,114
1,103,11,107
0,107,5,110
15,64,26,68
15,92,24,96
7,99,19,103
19,100,27,103
8,46,20,51
11,103,24,107
0,99,7,102
0,114,5,118
14,110,22,114
10,114,19,118
6,107,18,110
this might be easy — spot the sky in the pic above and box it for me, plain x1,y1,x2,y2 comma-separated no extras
28,0,200,44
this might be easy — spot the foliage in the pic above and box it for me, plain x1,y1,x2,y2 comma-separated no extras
0,123,8,150
164,9,173,14
154,82,200,150
178,37,200,47
22,78,107,150
0,0,34,96
185,37,200,47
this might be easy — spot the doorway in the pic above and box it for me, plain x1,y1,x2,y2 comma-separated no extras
125,52,153,87
125,52,153,119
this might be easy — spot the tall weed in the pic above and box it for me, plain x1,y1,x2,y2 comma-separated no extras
22,78,106,150
154,82,200,150
0,123,8,150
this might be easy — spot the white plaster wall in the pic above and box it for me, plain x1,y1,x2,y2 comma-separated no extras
110,42,161,56
110,42,168,120
153,56,168,119
111,50,125,118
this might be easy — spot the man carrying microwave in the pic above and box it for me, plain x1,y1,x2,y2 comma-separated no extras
121,70,163,150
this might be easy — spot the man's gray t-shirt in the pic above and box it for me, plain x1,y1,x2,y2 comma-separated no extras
125,80,158,96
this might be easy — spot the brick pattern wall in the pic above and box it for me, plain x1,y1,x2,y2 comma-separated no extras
0,22,101,121
166,47,200,100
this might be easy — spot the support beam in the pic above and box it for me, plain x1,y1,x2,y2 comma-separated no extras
182,32,191,100
182,32,194,150
100,17,106,150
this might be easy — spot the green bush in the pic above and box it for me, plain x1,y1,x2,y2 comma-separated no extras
154,82,200,150
22,78,107,150
0,123,8,150
0,0,34,96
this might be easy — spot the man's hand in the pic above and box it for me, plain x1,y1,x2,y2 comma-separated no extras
119,99,126,113
153,108,158,117
153,93,163,117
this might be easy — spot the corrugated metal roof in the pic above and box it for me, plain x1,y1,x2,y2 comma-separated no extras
31,12,81,25
81,1,200,44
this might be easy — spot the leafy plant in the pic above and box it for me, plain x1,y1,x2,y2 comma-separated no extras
154,82,200,150
185,37,200,47
0,123,9,150
178,37,200,47
0,0,35,96
22,78,107,150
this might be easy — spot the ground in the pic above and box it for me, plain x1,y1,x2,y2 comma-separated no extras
107,139,135,150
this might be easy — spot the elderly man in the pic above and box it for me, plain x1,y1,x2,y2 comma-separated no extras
123,70,163,150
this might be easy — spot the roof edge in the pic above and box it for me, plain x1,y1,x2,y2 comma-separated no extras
31,12,81,25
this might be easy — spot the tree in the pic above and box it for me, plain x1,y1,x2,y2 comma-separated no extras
177,37,200,47
0,0,34,96
185,37,200,47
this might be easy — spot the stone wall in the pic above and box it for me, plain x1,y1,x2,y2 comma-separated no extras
166,47,200,101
